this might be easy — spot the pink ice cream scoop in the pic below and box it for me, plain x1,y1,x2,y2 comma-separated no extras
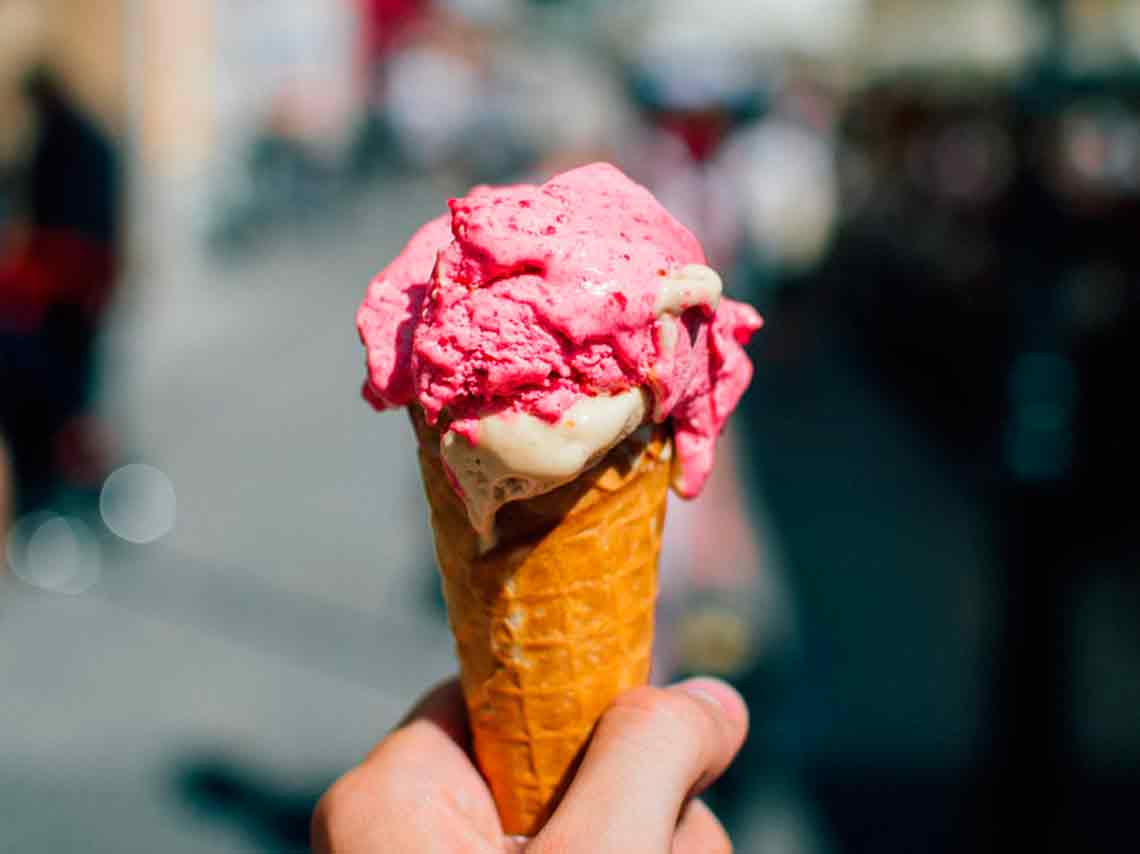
357,163,761,510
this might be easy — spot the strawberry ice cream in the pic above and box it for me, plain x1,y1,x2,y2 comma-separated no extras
357,163,761,538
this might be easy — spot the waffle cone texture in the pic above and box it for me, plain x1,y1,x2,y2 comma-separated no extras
414,413,671,836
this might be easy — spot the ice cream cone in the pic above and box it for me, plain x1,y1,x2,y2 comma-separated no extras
413,411,671,836
358,164,761,834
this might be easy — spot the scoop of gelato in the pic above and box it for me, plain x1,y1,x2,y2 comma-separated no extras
357,162,762,505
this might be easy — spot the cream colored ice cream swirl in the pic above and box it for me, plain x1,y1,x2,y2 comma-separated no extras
441,388,650,551
655,264,723,317
652,263,723,364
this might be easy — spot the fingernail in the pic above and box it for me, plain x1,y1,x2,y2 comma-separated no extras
677,678,728,711
676,677,748,727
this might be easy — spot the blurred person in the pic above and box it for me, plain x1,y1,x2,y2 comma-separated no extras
357,0,433,69
718,79,840,282
379,10,488,173
377,0,532,179
0,0,120,512
624,40,760,272
312,676,748,852
350,0,436,177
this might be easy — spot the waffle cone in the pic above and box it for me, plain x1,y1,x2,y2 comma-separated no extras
414,413,671,836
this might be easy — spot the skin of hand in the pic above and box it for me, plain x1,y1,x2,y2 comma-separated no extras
312,675,749,853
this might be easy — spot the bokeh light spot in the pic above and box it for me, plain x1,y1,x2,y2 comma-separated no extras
6,512,102,594
100,464,177,544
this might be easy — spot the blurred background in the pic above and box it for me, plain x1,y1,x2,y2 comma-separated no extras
2,0,1139,851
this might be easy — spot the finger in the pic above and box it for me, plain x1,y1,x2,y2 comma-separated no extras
534,677,748,853
392,676,470,749
673,799,731,854
364,677,498,830
312,677,502,853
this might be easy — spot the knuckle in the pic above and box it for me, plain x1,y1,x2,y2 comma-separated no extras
377,718,443,761
606,686,714,757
